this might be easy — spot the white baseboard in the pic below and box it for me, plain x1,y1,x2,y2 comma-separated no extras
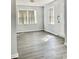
11,53,19,58
44,30,65,38
16,29,43,33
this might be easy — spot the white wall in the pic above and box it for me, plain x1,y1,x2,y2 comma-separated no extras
16,5,44,32
44,0,65,37
11,0,18,58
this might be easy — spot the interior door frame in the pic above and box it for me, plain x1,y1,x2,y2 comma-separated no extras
64,0,67,45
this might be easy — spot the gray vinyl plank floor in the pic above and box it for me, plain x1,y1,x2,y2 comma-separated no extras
17,31,67,59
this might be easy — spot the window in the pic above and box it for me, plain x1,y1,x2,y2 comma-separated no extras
49,7,54,24
18,10,37,25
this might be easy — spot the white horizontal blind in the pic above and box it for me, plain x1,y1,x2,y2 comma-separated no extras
18,10,37,25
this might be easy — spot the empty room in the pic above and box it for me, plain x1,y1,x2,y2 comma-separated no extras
11,0,67,59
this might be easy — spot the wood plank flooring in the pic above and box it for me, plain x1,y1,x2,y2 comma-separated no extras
17,31,67,59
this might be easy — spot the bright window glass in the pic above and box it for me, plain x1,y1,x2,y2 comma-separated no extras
49,7,54,24
18,10,37,25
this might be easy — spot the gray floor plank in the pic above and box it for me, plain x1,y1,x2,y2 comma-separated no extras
17,31,67,59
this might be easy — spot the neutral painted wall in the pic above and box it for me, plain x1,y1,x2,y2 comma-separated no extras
16,5,44,33
44,0,65,37
11,0,18,58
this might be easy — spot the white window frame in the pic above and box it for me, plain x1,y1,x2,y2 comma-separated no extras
48,7,55,24
17,9,37,25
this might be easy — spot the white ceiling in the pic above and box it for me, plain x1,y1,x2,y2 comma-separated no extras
16,0,55,6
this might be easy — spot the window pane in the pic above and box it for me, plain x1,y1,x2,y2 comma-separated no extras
18,10,37,25
19,11,24,24
49,8,54,24
28,10,35,24
24,11,27,24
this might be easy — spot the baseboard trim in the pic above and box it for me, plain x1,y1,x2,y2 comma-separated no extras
11,53,19,58
16,30,44,33
44,30,65,39
16,29,44,33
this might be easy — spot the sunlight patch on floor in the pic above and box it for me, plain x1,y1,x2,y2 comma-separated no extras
42,35,56,42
